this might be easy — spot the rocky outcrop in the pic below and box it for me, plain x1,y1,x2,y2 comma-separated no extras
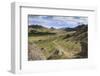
28,43,46,60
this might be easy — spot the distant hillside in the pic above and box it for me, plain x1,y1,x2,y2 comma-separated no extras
63,24,87,32
62,24,88,58
63,24,88,42
73,24,88,42
73,25,88,58
28,24,56,36
29,25,45,29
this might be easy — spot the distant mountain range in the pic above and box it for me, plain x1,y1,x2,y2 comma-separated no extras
60,24,87,31
28,25,45,29
29,24,88,42
29,24,87,30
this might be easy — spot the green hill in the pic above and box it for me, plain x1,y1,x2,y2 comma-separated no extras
28,24,88,60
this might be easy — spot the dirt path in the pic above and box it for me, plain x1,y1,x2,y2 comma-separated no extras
52,40,69,56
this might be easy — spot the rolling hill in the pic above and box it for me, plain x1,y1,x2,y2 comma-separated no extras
28,24,88,60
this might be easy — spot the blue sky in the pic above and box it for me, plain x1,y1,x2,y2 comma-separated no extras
28,15,88,29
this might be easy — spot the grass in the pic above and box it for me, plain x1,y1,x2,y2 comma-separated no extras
34,40,56,57
28,24,88,60
28,31,81,59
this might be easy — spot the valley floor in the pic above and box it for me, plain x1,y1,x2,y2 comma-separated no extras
28,30,85,60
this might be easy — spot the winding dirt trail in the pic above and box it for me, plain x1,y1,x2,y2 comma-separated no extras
52,40,69,56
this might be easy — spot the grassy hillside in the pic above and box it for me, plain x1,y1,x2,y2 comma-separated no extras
28,24,88,60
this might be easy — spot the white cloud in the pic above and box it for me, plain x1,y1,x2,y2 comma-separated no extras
28,15,88,28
